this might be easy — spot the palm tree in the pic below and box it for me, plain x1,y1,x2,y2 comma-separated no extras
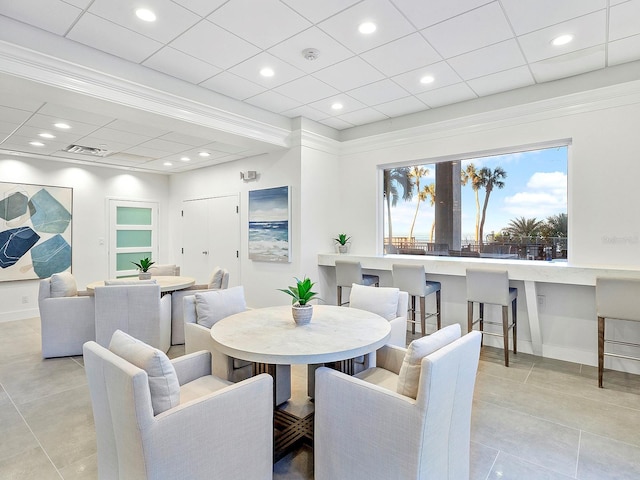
544,213,568,237
408,166,430,241
460,163,482,242
424,183,436,242
478,166,507,248
383,167,413,247
504,217,544,238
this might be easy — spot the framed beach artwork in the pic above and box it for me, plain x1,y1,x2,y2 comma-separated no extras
248,186,291,263
0,181,73,282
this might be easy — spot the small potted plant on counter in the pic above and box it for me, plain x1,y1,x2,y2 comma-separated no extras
279,276,319,325
334,233,351,253
132,257,155,280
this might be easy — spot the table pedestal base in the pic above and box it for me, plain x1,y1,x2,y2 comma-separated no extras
273,409,314,462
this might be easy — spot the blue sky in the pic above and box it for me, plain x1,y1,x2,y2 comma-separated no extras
385,146,568,241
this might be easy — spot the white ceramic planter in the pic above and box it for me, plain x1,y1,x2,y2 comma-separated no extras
292,304,313,325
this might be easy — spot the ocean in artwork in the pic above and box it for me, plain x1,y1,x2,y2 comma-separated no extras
248,220,289,261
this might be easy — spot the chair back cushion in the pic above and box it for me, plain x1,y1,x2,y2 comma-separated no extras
335,261,363,287
150,264,179,276
195,285,246,328
397,324,461,398
109,330,179,415
208,266,225,289
50,271,77,297
349,284,399,321
466,268,510,305
596,277,640,321
104,279,157,286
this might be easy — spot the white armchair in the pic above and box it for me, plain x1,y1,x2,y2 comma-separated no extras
149,264,180,276
83,331,273,480
170,266,229,345
94,283,171,352
314,325,482,480
183,286,291,405
38,272,95,358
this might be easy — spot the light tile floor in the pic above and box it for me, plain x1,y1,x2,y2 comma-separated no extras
1,318,639,479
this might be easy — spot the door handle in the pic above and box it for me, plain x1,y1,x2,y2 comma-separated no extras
202,251,208,255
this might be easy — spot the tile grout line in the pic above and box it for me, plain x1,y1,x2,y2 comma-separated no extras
0,380,64,479
575,430,582,479
483,449,499,480
523,361,535,384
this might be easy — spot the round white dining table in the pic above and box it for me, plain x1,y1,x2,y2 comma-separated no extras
85,275,195,294
210,304,391,365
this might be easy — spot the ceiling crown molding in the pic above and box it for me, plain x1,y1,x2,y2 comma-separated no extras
0,39,291,148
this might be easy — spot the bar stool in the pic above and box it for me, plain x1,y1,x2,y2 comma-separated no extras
335,261,379,306
596,277,640,388
466,268,517,367
392,264,441,336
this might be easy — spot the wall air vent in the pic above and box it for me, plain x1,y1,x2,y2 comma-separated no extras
63,144,110,157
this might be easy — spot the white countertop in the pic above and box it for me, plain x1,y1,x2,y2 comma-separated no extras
210,304,391,365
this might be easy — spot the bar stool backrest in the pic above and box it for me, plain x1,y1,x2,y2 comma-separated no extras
336,261,364,287
596,277,640,321
466,268,510,306
392,264,426,296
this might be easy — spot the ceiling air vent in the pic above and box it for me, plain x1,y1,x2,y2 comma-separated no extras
63,144,110,157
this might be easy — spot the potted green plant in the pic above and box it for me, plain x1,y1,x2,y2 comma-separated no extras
132,257,155,280
279,276,319,325
334,233,351,254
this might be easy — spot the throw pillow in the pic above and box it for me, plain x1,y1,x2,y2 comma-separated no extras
50,272,77,298
349,284,399,321
109,330,180,416
195,285,246,329
207,266,224,289
397,324,461,399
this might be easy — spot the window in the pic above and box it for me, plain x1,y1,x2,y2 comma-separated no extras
383,144,568,261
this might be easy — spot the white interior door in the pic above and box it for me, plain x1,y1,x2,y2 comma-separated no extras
182,195,240,285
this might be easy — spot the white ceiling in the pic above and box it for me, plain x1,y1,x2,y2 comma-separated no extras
1,0,640,173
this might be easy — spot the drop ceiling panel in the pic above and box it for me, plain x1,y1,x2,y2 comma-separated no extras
80,127,151,146
170,0,227,18
12,125,81,144
0,94,44,112
200,72,267,100
0,0,82,35
169,20,260,69
392,62,463,94
67,13,164,63
87,0,201,44
274,76,339,104
37,104,115,127
421,3,513,59
25,114,101,136
244,90,300,113
312,57,385,92
0,106,34,124
529,46,605,82
308,95,366,116
105,120,170,138
228,52,306,89
319,117,354,130
281,0,361,23
336,107,388,125
500,0,606,35
281,105,328,122
517,11,607,64
467,66,535,96
317,0,415,54
609,0,640,41
373,96,429,117
417,83,478,108
136,138,194,155
608,34,640,66
391,0,494,30
347,79,410,105
158,132,211,147
447,40,526,80
143,47,222,84
360,33,442,77
207,0,311,49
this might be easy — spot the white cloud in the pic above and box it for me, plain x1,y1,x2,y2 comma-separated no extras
527,171,566,190
503,171,567,218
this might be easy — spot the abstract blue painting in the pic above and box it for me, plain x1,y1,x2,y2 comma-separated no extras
248,186,290,263
0,182,72,281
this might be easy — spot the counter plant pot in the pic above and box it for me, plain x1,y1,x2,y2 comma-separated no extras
337,244,349,254
292,303,313,325
138,272,152,280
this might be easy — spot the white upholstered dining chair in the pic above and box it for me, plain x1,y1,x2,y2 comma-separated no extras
314,324,481,480
84,330,273,480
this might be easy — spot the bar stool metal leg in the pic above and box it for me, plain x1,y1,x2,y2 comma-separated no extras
419,295,426,336
598,316,605,388
502,305,509,367
512,297,517,354
436,290,441,330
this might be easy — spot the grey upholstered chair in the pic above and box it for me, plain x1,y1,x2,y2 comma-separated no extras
38,272,95,358
392,264,441,335
84,332,273,480
94,282,172,352
335,260,379,306
315,325,481,480
466,268,517,366
183,286,291,405
596,277,640,388
170,266,229,345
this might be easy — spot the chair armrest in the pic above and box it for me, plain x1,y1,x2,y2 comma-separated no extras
375,344,407,375
315,367,421,480
388,316,408,348
171,350,212,385
77,290,91,297
150,374,273,478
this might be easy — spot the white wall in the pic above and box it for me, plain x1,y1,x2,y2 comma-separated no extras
0,154,169,321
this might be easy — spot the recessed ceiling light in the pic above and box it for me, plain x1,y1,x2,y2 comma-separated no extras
163,162,172,166
551,34,574,46
38,133,55,139
54,123,71,129
260,67,275,77
29,141,45,147
420,75,435,84
180,157,190,162
331,103,343,110
199,152,210,157
359,22,376,34
136,8,156,22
